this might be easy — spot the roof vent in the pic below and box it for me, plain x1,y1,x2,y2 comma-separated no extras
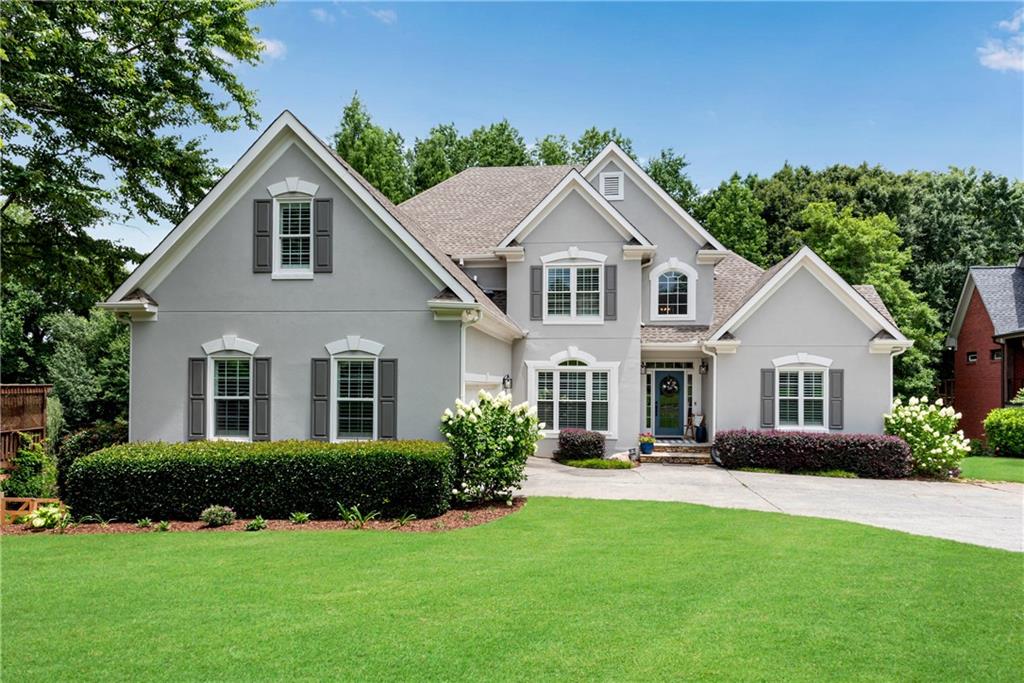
599,172,624,201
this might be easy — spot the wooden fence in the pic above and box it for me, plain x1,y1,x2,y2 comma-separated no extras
1,384,51,469
0,496,63,525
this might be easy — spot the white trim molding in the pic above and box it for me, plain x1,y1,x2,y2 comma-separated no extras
325,335,384,357
267,177,319,197
540,246,608,264
542,250,605,324
649,257,699,322
696,249,729,265
599,171,624,201
329,352,378,441
525,347,621,439
772,352,833,368
623,244,657,261
548,346,598,365
201,334,259,356
774,364,829,432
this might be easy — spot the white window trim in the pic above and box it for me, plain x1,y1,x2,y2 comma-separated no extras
774,362,829,432
526,349,619,439
207,351,253,442
599,171,624,201
649,258,698,322
272,194,316,279
542,249,605,325
330,352,378,442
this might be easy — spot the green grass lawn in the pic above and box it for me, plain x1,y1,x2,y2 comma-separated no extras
960,456,1024,483
3,498,1022,681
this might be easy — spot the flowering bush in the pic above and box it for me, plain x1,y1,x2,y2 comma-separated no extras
884,396,971,478
441,390,543,505
983,408,1024,457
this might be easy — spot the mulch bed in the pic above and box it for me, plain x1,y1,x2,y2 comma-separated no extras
0,498,525,536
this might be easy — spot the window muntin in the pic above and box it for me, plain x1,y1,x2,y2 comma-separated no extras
777,369,825,429
336,358,375,439
657,271,689,317
277,200,312,271
544,264,602,321
536,363,611,433
213,358,251,438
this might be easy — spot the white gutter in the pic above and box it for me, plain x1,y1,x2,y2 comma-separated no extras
700,344,719,440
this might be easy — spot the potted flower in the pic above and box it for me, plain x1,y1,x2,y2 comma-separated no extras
638,433,656,454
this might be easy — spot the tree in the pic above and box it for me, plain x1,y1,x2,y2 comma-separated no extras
463,119,532,167
1,0,268,382
571,127,634,165
333,93,414,203
410,123,470,193
696,176,769,266
644,149,700,214
533,134,571,166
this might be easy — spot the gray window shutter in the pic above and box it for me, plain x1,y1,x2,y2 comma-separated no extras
253,199,272,273
604,264,617,320
313,198,333,273
253,357,271,441
310,358,330,441
760,368,775,429
829,369,844,430
187,358,206,441
378,358,398,440
530,266,543,320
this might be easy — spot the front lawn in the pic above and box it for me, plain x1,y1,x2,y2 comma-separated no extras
3,498,1021,681
960,456,1024,483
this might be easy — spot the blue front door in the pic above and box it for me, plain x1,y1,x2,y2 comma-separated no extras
654,371,686,437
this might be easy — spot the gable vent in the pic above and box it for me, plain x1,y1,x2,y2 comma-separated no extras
600,172,624,201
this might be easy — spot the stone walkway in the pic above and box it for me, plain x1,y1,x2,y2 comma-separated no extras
521,458,1024,552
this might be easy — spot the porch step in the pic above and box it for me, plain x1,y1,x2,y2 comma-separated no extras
640,451,713,465
652,442,711,454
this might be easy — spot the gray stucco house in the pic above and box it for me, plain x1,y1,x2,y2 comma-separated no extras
102,111,912,455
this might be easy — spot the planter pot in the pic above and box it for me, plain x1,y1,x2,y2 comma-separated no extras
640,442,654,454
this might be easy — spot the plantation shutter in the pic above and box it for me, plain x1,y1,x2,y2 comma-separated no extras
530,266,543,320
253,357,271,441
253,199,272,273
604,264,617,320
829,369,844,430
187,358,206,441
378,358,398,440
310,358,330,441
313,198,333,273
760,368,775,429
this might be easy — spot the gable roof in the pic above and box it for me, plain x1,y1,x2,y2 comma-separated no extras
399,165,574,256
581,142,726,251
948,265,1024,344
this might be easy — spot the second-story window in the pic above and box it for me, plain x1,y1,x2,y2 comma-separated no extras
649,258,698,322
545,264,602,321
277,199,312,273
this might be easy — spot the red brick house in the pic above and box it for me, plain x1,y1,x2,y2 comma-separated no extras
947,258,1024,440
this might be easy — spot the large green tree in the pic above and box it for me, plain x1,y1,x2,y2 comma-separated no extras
697,175,769,266
332,93,414,203
1,0,269,382
571,127,634,165
644,148,700,215
463,119,532,167
410,123,470,194
532,134,571,166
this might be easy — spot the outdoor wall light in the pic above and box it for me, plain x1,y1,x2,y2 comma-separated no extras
699,360,709,375
502,374,512,390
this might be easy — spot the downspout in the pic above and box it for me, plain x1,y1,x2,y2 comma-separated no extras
700,343,718,442
459,309,482,401
889,345,909,408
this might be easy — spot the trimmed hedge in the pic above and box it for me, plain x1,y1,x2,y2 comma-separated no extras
715,429,913,479
984,408,1024,457
557,429,606,460
65,440,453,520
56,420,128,494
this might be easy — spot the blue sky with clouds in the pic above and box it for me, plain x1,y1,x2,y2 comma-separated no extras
98,1,1024,252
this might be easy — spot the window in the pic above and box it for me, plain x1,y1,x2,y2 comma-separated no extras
276,199,312,273
599,172,624,201
213,357,251,439
545,265,602,321
336,358,375,439
658,271,688,317
535,360,612,434
777,369,825,429
966,351,978,364
991,349,1003,361
649,259,698,321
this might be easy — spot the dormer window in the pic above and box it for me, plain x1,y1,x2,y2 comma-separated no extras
649,258,698,322
599,172,624,201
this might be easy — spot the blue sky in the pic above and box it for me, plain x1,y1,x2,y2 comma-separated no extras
100,1,1024,252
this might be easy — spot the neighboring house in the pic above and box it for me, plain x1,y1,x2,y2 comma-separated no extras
947,258,1024,440
101,112,912,455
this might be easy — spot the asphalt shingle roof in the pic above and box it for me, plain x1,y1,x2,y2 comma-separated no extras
971,266,1024,337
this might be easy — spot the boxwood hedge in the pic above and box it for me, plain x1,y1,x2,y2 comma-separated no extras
983,408,1024,457
64,440,453,520
714,429,913,479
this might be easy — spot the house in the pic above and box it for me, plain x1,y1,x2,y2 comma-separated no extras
947,258,1024,440
101,111,911,455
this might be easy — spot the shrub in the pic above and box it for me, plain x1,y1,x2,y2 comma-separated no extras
441,390,542,505
884,396,971,477
557,429,606,461
155,521,171,532
56,419,128,494
245,516,267,532
715,430,913,479
25,504,71,530
984,408,1024,457
64,440,453,521
289,511,311,525
0,435,57,498
136,518,152,529
561,458,633,470
199,505,236,527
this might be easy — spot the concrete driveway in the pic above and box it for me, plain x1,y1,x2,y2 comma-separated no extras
521,458,1024,552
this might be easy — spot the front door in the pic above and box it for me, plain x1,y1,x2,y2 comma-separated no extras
654,370,686,437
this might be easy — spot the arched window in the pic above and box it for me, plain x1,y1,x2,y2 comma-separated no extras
649,258,698,322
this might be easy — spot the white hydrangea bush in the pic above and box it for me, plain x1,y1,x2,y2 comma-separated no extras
441,390,544,504
884,396,971,478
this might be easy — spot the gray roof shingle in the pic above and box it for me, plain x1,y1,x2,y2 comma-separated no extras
971,266,1024,337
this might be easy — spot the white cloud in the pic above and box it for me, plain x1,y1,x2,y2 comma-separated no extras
258,38,288,60
310,7,335,24
367,8,397,25
978,10,1024,72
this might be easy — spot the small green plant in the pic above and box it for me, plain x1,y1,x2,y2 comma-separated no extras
392,512,417,528
1,435,58,498
155,520,171,532
461,511,472,522
25,503,71,530
79,514,115,528
136,518,153,529
337,503,380,528
289,511,312,525
245,516,267,531
199,505,237,527
432,520,445,530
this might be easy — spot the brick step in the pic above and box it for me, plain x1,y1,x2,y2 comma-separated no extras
652,443,712,454
640,452,713,465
